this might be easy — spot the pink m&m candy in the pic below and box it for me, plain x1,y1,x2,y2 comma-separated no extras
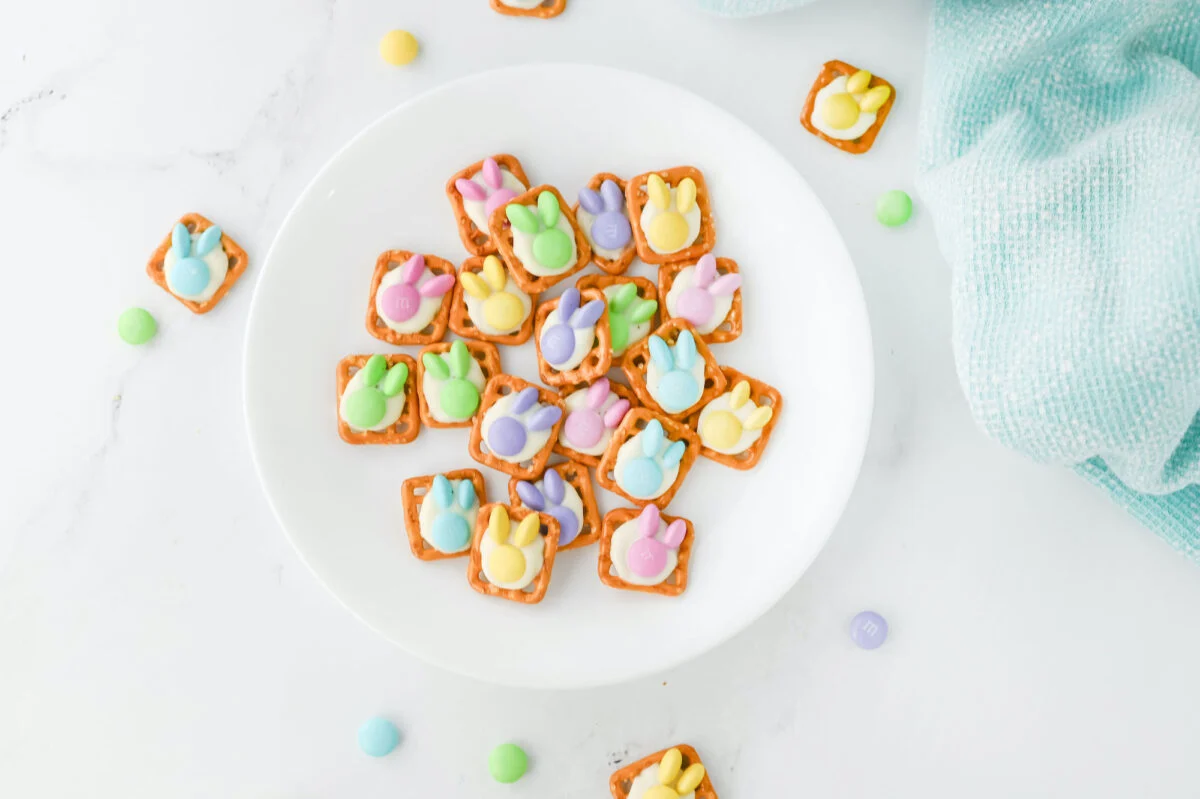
564,409,604,448
381,283,420,322
676,286,715,326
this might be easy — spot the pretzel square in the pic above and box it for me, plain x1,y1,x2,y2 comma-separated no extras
625,166,716,266
506,460,601,552
657,257,742,344
609,744,718,799
571,173,637,275
595,408,701,509
553,379,637,468
597,508,694,596
622,319,727,420
364,250,455,346
401,469,488,561
416,340,502,429
335,354,420,445
448,255,537,345
469,375,566,479
576,274,660,368
687,365,783,470
445,154,531,256
467,503,561,604
488,184,591,294
490,0,567,18
533,287,613,386
146,212,249,314
800,60,896,155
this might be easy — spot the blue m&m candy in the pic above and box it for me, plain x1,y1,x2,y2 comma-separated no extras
357,716,400,757
430,512,471,552
170,257,211,297
621,457,663,498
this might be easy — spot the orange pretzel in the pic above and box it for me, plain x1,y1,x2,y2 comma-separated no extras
625,166,716,266
146,212,249,315
657,256,742,345
448,255,537,345
597,507,694,596
468,375,566,479
622,318,727,420
415,340,502,430
570,173,637,275
335,354,420,445
687,365,783,471
609,744,718,799
466,503,560,604
506,460,601,552
533,287,613,386
401,469,488,561
364,250,455,346
595,408,701,509
552,379,637,468
488,184,591,294
576,273,660,368
800,60,896,155
445,154,531,256
489,0,567,18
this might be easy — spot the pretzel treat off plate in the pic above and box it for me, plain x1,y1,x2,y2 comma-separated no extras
146,212,249,314
490,0,567,18
800,60,896,155
609,744,718,799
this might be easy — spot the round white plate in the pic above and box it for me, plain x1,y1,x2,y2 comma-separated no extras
244,64,873,689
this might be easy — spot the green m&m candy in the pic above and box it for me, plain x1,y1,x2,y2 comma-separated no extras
875,189,913,227
117,307,157,345
488,743,528,784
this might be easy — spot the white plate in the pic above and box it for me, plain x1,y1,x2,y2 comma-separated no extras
244,64,873,689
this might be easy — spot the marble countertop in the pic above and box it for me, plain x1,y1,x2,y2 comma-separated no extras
4,0,1200,796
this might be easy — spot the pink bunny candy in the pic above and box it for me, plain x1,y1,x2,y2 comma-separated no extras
455,158,520,217
676,254,742,327
563,378,631,449
626,505,686,578
379,254,454,323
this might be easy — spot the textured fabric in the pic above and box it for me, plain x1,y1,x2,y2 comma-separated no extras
917,0,1200,557
695,0,810,16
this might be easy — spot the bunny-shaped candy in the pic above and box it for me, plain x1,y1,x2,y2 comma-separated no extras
456,157,525,232
339,355,409,432
606,282,658,356
377,253,455,333
507,191,577,274
479,505,543,590
459,255,532,335
561,377,631,455
698,379,774,455
539,287,606,370
646,330,704,414
423,474,478,554
639,174,700,256
516,469,582,546
421,341,485,423
577,179,632,257
666,254,741,335
484,387,563,462
625,505,687,581
165,222,227,301
615,419,687,500
813,68,892,141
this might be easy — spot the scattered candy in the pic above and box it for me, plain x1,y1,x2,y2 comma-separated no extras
117,307,157,345
379,30,419,66
488,742,528,783
876,189,913,227
849,610,888,649
358,716,400,757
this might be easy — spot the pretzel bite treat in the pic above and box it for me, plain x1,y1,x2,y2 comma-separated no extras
624,319,726,419
555,377,635,467
490,185,591,293
598,505,693,596
801,60,895,154
577,274,659,365
490,0,567,18
417,340,501,429
609,745,717,799
691,367,782,470
509,461,600,551
659,254,741,344
336,354,420,445
575,175,635,274
534,287,611,386
596,409,700,509
146,213,248,313
470,376,565,479
450,254,535,344
467,504,560,604
447,155,530,255
365,251,455,345
626,167,715,265
401,469,488,560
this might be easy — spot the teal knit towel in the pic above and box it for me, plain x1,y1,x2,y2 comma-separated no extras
917,0,1200,558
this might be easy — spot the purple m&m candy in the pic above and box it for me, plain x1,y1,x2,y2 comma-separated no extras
591,213,631,251
849,610,888,650
540,323,576,366
487,416,527,458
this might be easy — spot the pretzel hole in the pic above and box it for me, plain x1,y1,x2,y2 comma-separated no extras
472,350,490,366
497,384,513,396
412,485,427,498
393,421,411,434
605,470,615,482
718,321,732,333
185,221,198,233
757,394,774,407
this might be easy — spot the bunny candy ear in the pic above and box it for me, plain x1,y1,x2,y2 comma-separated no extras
361,354,388,387
676,764,706,794
638,503,661,537
603,398,630,429
631,299,658,324
511,513,540,547
516,480,545,511
648,335,673,370
585,378,610,410
482,255,507,292
380,362,408,397
694,254,717,287
571,299,605,329
537,191,561,227
422,351,450,380
482,157,503,189
542,469,565,504
659,748,684,786
526,404,563,432
460,271,491,300
431,474,454,509
578,187,604,215
609,282,638,313
195,225,223,257
641,419,665,456
730,380,751,409
400,254,425,285
456,177,487,202
447,340,472,378
708,273,742,297
418,273,455,298
506,204,540,234
457,480,477,510
673,330,698,369
171,222,191,258
744,405,773,431
487,505,510,542
558,287,580,320
510,386,540,415
647,174,670,210
675,178,697,213
662,439,686,469
662,519,687,548
600,179,624,211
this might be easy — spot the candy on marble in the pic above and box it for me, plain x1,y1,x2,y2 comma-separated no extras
117,307,157,345
357,716,400,757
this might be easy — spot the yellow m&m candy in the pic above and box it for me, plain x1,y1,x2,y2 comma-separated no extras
379,30,419,66
701,411,743,450
821,92,860,130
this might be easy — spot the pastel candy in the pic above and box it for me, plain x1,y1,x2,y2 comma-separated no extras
540,323,576,365
430,512,471,552
564,408,603,448
381,283,420,321
488,417,527,457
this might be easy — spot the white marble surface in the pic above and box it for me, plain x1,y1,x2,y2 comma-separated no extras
3,0,1200,796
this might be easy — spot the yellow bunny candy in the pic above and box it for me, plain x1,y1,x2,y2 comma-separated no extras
675,178,697,214
859,85,891,113
460,255,526,332
645,749,706,799
845,69,872,94
647,174,672,210
729,379,751,409
486,508,541,584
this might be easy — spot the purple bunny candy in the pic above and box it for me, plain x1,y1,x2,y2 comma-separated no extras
486,387,564,459
540,287,606,367
578,179,632,251
515,469,581,545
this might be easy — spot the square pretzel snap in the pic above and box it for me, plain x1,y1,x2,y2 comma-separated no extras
576,273,660,368
446,154,531,256
449,254,537,345
401,469,488,561
625,166,715,266
335,354,420,445
490,0,567,18
365,250,455,346
623,318,727,420
658,255,742,345
488,184,591,294
533,286,612,387
595,408,701,510
687,365,783,471
507,460,601,552
572,173,637,275
467,503,561,604
469,375,566,480
416,340,502,430
146,212,249,314
800,60,896,155
598,506,694,596
609,744,718,799
553,377,637,468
